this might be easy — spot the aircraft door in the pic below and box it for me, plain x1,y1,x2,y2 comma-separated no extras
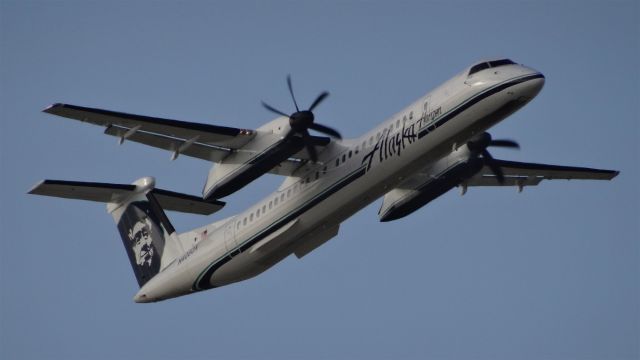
421,97,431,128
224,221,237,255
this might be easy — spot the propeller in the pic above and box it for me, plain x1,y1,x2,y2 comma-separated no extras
467,132,520,184
262,75,341,162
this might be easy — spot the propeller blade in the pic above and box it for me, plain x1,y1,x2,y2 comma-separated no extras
261,101,290,118
490,139,520,149
309,122,342,139
308,91,329,112
481,148,494,161
301,130,318,162
482,149,505,184
286,75,300,112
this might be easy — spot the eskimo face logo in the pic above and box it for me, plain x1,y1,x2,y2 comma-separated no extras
128,217,155,267
117,201,164,286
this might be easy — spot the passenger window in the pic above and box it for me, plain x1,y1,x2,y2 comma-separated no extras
237,222,240,229
280,193,285,201
250,213,253,221
262,205,266,213
342,154,346,162
335,158,340,166
396,119,400,128
409,111,413,120
348,150,352,158
243,218,247,225
361,141,366,149
369,137,373,145
315,172,319,180
257,208,260,217
274,197,278,206
355,146,359,154
287,189,291,197
323,166,327,173
269,201,272,209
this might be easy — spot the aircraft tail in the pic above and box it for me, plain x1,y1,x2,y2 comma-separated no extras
29,177,224,287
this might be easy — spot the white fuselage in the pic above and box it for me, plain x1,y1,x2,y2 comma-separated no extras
134,62,545,302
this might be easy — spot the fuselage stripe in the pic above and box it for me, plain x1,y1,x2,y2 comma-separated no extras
194,166,367,290
417,73,544,139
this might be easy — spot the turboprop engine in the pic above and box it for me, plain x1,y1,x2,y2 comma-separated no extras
378,133,519,222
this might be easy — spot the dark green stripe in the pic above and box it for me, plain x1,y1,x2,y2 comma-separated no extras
418,74,544,139
194,166,367,290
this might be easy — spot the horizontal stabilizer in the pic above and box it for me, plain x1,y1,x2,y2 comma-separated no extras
29,179,225,215
151,188,224,215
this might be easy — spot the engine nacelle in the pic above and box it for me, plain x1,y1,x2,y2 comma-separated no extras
378,147,482,222
203,135,306,199
202,117,331,199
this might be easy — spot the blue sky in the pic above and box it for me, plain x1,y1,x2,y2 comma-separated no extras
1,1,638,359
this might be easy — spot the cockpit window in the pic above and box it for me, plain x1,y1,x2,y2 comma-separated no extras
488,59,515,68
468,62,490,76
468,59,516,76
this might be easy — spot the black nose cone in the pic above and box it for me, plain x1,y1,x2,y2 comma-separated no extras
290,110,314,130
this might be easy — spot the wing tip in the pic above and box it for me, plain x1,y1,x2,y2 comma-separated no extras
610,170,620,179
598,169,620,180
42,103,64,113
27,180,47,195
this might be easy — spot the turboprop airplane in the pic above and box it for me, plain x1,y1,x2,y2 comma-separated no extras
29,59,618,302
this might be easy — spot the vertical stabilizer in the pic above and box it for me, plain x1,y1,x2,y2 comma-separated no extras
107,177,180,286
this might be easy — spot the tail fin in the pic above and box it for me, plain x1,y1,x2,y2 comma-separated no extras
29,177,224,286
110,181,176,286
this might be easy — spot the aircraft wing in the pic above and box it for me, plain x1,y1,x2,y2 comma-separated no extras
103,124,232,162
45,103,254,147
44,103,329,168
464,159,619,189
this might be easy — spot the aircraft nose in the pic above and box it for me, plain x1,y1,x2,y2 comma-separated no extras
521,72,545,99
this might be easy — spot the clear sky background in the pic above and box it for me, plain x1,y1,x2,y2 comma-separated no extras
1,1,638,359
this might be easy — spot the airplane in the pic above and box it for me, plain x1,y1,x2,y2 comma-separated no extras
29,58,619,303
